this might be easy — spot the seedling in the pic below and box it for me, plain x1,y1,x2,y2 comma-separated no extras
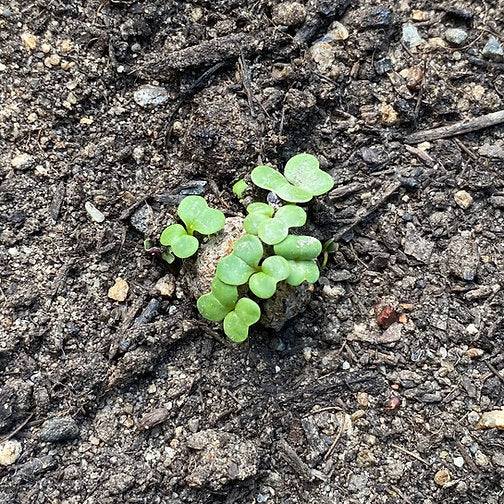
244,203,306,245
196,278,238,321
223,298,261,343
251,153,334,203
160,196,225,258
232,178,248,199
216,234,263,285
154,153,335,344
274,235,322,287
249,255,290,299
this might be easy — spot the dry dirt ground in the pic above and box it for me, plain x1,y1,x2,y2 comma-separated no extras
1,0,504,503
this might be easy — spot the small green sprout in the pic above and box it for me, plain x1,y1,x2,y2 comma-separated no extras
223,298,261,343
251,153,334,203
244,203,307,245
274,235,322,286
216,234,263,285
249,255,290,299
232,178,248,199
196,278,238,321
160,196,225,259
286,260,320,286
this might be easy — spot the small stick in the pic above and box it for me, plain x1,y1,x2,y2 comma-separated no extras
391,443,429,466
0,413,34,443
405,109,504,144
324,417,345,460
485,361,504,385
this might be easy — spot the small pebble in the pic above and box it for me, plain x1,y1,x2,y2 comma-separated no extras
465,323,478,336
482,36,504,62
445,28,468,46
133,84,170,107
271,2,306,26
453,456,464,468
477,410,504,430
21,32,37,50
411,10,430,21
474,451,489,467
402,24,425,48
153,274,176,297
11,153,34,170
434,468,451,487
454,190,473,209
85,201,105,223
39,417,79,443
108,277,129,302
0,440,22,466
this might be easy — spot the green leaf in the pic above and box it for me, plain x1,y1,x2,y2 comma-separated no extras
261,255,290,280
286,260,320,286
247,202,274,216
249,256,290,299
256,205,307,245
232,179,248,198
197,278,238,322
275,205,307,228
251,165,312,203
177,195,225,235
257,218,288,245
223,298,261,343
215,235,263,286
161,251,175,264
216,255,256,285
284,153,334,196
232,235,263,267
171,234,199,258
249,272,277,299
273,235,322,261
160,223,199,258
160,224,186,246
244,212,270,235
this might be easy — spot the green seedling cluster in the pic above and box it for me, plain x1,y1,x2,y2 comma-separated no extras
160,196,225,259
158,153,334,343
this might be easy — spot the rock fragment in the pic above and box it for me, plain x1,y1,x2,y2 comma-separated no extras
272,2,306,26
0,440,22,466
446,232,479,281
476,410,504,430
85,201,105,223
444,28,468,46
454,190,473,209
133,84,170,107
11,153,35,170
153,274,176,297
482,36,504,61
402,24,425,48
434,468,451,487
108,277,129,302
39,417,79,442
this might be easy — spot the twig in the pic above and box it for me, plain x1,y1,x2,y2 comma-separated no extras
333,181,401,241
324,416,345,460
405,109,504,144
0,413,34,443
278,439,326,482
485,361,504,385
454,438,480,474
391,443,429,466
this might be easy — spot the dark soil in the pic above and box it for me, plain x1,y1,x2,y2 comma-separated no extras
1,1,504,503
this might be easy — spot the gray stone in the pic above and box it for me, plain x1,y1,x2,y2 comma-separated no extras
447,232,479,281
403,224,434,263
39,416,79,442
479,142,504,159
85,201,105,223
444,28,468,46
11,153,35,170
482,36,504,62
272,2,306,26
133,84,170,107
402,24,424,48
130,203,154,234
490,196,504,208
185,429,259,490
